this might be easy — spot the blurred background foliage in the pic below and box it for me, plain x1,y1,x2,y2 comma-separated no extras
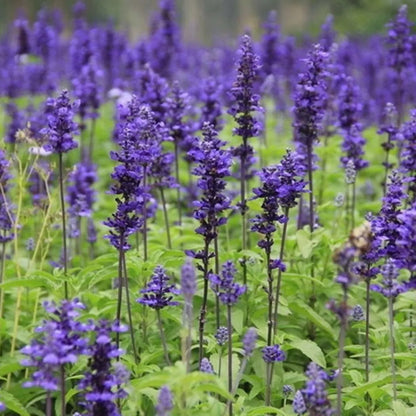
0,0,414,42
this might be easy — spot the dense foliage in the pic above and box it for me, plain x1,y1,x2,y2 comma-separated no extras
0,1,415,415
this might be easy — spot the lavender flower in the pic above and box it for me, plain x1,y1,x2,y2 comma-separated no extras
200,76,223,131
292,44,329,174
42,90,79,154
21,299,89,391
399,109,416,200
0,150,15,243
181,258,197,301
370,170,406,261
209,261,246,305
187,122,232,252
229,34,263,141
148,0,181,79
262,344,286,363
215,326,229,346
77,320,129,416
293,390,307,415
4,102,24,144
242,327,257,357
396,202,416,278
371,260,405,298
137,265,179,309
300,362,334,415
351,304,364,321
200,357,214,374
67,162,96,219
156,385,173,416
72,57,103,125
283,384,293,396
385,5,414,120
337,76,368,171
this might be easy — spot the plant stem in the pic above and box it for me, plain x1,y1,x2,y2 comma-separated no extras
159,187,172,249
265,239,273,406
388,296,397,400
382,133,392,196
122,250,138,364
227,304,233,416
143,168,148,261
183,299,193,373
156,309,171,366
336,288,348,415
115,235,124,350
351,181,356,230
58,153,68,299
272,207,289,336
365,278,370,383
60,366,66,416
240,137,248,286
198,239,211,364
46,392,52,416
214,233,220,329
174,140,182,226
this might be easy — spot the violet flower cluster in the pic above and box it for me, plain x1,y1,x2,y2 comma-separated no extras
292,44,329,173
21,299,89,391
370,260,405,298
155,385,173,416
42,90,79,154
0,149,15,243
293,362,335,415
209,260,246,305
137,265,179,310
399,109,416,200
337,75,368,171
67,162,97,238
251,149,307,266
187,122,232,254
77,320,129,416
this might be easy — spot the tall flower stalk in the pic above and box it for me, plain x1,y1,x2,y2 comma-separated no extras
228,34,263,286
209,261,245,416
42,90,79,299
104,97,145,361
186,123,232,364
137,265,179,366
180,258,196,372
371,261,405,400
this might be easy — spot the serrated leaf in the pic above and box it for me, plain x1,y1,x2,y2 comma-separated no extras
0,390,30,416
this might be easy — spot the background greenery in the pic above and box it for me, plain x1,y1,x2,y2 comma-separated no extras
0,0,413,43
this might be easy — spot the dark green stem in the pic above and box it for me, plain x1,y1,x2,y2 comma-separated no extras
227,304,233,416
159,187,172,249
157,309,171,366
58,153,68,299
122,250,138,364
388,296,397,400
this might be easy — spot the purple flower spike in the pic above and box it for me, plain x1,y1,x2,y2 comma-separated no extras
77,320,129,416
42,90,79,154
21,299,89,391
262,344,286,363
200,357,214,374
209,261,246,306
137,265,179,310
242,328,257,357
156,385,173,416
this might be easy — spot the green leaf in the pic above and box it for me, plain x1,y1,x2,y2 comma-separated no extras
0,391,30,416
290,339,326,368
246,406,288,415
289,301,336,339
0,277,51,290
296,230,313,259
